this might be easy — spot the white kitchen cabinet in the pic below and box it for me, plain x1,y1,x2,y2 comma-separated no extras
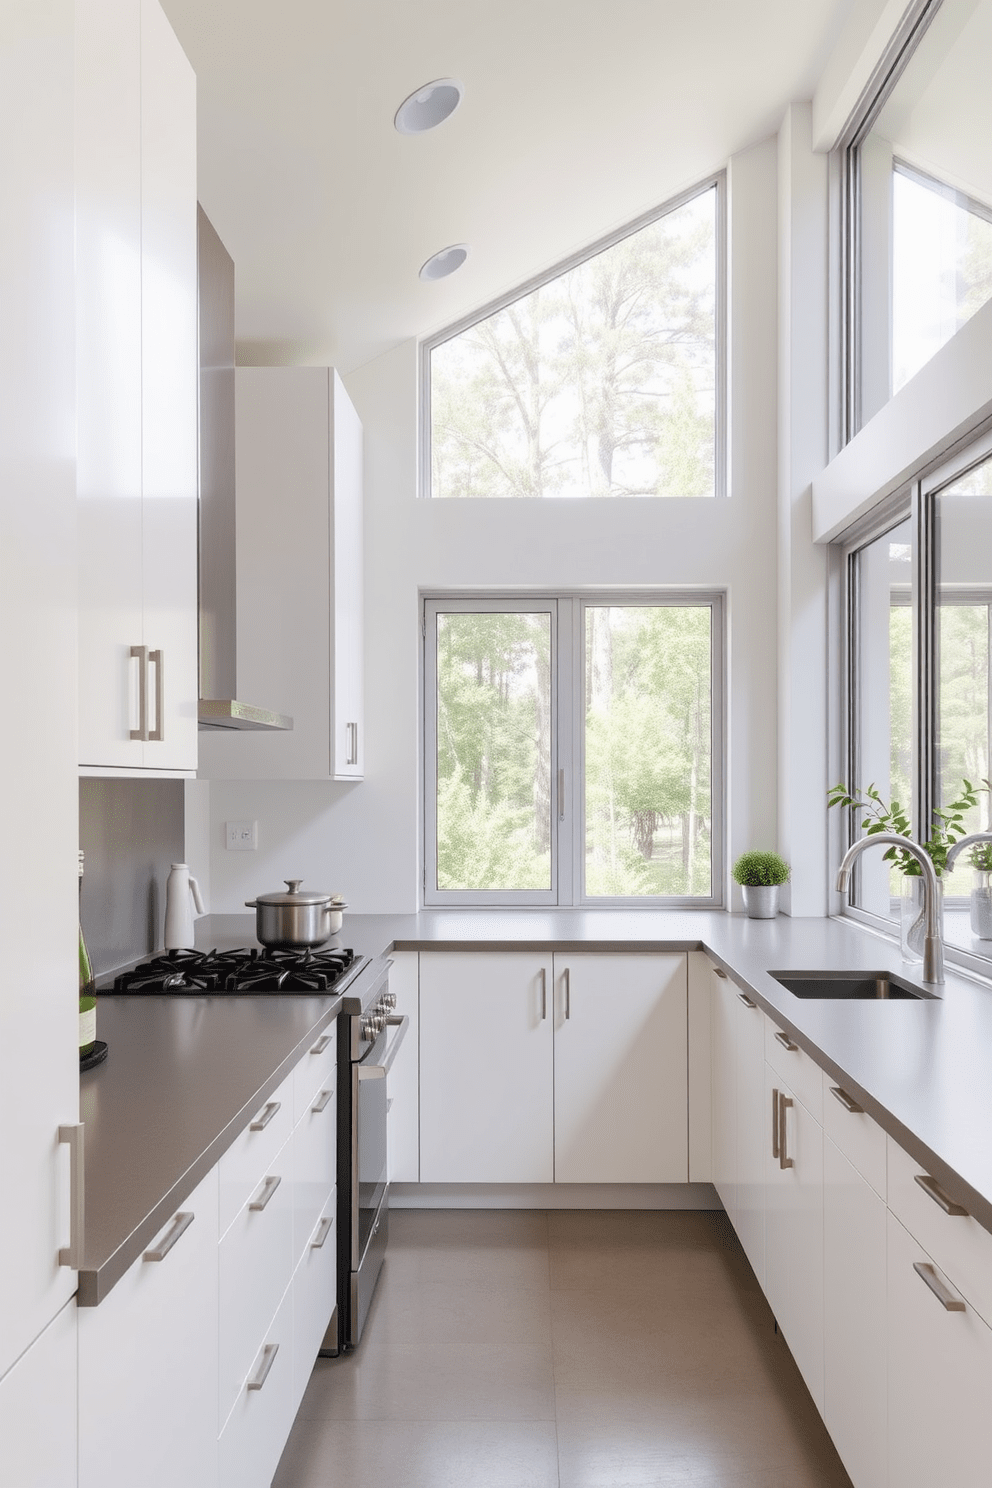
0,1301,77,1488
76,0,198,775
419,952,554,1182
823,1127,887,1488
0,0,80,1390
887,1206,992,1488
197,367,364,781
219,1285,295,1488
552,953,687,1183
710,970,738,1222
709,968,766,1284
78,1167,219,1488
763,1061,824,1410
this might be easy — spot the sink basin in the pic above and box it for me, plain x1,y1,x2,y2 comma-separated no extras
769,970,937,1001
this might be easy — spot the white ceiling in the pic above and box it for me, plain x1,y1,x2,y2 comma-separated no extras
162,0,857,375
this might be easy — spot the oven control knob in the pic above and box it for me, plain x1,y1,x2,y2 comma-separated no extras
384,991,397,1011
361,1017,373,1041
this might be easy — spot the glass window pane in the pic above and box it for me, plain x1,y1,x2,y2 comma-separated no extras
893,168,992,396
584,605,711,897
935,456,992,957
851,520,915,924
435,611,552,891
431,185,717,498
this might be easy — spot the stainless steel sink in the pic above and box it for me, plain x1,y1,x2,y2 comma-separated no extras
769,970,938,1001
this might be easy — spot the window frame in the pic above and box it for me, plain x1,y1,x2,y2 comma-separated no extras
418,173,728,501
838,424,992,977
422,590,726,909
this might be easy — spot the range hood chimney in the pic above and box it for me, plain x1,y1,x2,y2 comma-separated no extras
197,206,291,732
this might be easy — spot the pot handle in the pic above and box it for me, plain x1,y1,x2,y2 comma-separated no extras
244,900,257,908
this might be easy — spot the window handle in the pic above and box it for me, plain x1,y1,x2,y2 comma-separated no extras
558,768,565,821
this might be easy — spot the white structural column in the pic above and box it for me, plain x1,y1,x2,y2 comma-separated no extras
777,103,831,915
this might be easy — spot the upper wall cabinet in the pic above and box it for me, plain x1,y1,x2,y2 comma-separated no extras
197,367,365,782
76,0,198,776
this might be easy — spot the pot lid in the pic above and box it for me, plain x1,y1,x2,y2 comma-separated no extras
251,879,333,907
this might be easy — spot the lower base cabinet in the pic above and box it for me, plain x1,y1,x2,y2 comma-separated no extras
79,1168,220,1488
0,1301,77,1488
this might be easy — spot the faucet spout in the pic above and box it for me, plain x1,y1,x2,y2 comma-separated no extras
944,831,992,876
836,832,944,985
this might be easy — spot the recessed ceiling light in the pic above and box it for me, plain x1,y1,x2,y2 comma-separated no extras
394,78,463,135
419,244,469,282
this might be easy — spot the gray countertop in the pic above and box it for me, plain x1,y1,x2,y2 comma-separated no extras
80,909,992,1304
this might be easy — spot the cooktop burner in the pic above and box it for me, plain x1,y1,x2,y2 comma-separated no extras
110,945,360,995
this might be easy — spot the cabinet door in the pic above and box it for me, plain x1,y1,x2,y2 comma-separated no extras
553,954,687,1183
710,970,738,1221
0,1301,76,1488
330,369,364,779
139,0,198,771
734,992,767,1285
419,953,553,1182
387,952,420,1182
888,1209,992,1488
76,0,145,769
79,1166,219,1488
764,1065,824,1410
823,1132,886,1488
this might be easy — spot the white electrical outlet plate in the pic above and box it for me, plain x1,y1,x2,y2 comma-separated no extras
226,820,258,851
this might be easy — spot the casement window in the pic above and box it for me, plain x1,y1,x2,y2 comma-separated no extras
422,594,725,907
422,176,725,499
841,432,992,973
841,0,992,439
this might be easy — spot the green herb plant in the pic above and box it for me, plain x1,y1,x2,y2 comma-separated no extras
827,779,988,878
968,840,992,874
731,850,790,887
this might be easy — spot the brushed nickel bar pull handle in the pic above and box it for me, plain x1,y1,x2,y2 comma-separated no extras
250,1100,281,1132
539,967,547,1019
830,1085,864,1114
144,1211,193,1262
311,1216,334,1250
713,968,727,978
148,649,164,741
58,1124,85,1268
775,1030,798,1052
563,966,571,1020
915,1173,969,1216
311,1087,334,1114
779,1093,794,1169
249,1174,282,1212
738,993,757,1009
913,1261,966,1311
247,1342,280,1391
771,1088,780,1160
346,722,358,765
311,1034,332,1055
129,645,149,740
558,768,565,821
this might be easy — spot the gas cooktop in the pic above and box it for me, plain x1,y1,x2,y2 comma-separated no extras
107,945,363,995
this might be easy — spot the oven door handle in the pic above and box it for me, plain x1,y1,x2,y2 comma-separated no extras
357,1014,410,1080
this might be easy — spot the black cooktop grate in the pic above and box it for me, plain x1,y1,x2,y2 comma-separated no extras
110,945,358,995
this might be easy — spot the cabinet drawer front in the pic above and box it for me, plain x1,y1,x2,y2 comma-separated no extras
887,1208,992,1488
79,1167,219,1488
822,1070,886,1198
219,1285,295,1488
291,1193,337,1415
219,1143,295,1427
764,1018,822,1120
293,1022,337,1124
887,1136,992,1324
292,1089,337,1264
219,1069,294,1237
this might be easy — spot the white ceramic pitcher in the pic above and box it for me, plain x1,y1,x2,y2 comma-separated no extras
164,863,205,950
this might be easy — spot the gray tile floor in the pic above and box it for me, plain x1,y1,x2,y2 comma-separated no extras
273,1209,854,1488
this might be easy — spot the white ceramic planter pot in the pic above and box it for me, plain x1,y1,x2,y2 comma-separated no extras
971,874,992,939
741,884,779,919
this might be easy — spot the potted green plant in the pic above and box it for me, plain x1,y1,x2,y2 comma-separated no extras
968,840,992,939
732,851,790,919
827,778,986,958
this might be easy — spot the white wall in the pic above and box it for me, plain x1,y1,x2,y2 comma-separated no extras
200,136,782,915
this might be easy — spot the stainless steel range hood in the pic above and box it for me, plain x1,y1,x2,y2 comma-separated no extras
197,206,292,733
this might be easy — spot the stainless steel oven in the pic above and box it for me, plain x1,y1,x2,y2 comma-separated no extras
323,958,408,1353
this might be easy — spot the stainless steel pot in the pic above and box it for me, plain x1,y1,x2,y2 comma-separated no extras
245,879,344,948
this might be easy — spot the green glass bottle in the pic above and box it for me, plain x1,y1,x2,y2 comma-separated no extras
79,850,96,1059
